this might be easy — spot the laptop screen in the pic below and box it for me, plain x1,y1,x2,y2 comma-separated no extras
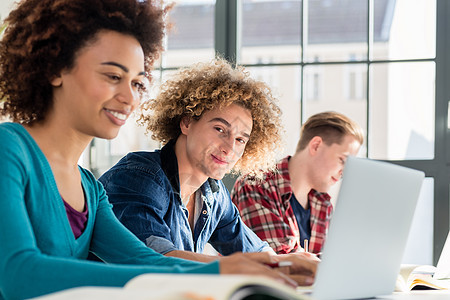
311,156,424,300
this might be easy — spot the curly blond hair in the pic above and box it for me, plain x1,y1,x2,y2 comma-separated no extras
139,58,284,176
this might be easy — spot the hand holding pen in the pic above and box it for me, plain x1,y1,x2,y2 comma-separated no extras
265,261,294,268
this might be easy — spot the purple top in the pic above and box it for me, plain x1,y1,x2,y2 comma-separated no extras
63,199,88,239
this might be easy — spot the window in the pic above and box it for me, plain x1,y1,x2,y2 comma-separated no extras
305,67,321,101
345,64,366,101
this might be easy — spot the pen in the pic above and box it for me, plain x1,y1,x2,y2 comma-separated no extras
304,239,309,253
265,261,293,268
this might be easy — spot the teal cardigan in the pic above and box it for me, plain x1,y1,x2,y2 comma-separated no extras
0,123,219,300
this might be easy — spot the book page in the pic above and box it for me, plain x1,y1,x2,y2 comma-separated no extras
399,264,422,282
395,264,422,292
125,274,307,300
30,286,179,300
395,264,438,292
408,267,450,291
401,265,450,290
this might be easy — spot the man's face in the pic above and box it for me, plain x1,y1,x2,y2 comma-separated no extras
309,134,361,193
181,103,253,181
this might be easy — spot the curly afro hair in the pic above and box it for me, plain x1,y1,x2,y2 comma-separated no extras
0,0,169,124
139,58,284,176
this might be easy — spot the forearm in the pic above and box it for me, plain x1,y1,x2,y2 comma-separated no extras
1,249,220,300
164,250,220,263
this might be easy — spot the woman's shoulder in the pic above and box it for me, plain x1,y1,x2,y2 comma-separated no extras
0,122,21,130
0,122,37,158
0,122,26,142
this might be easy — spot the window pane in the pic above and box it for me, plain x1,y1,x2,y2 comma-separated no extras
0,0,15,21
402,178,433,265
240,0,302,65
163,1,215,68
373,0,436,60
90,117,159,178
247,65,302,156
109,115,157,157
369,62,435,160
305,0,368,63
303,64,368,156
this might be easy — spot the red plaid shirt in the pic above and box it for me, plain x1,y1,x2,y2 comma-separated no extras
231,156,333,254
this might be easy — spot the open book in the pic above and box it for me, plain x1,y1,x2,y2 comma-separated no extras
126,274,308,300
395,264,450,292
33,274,309,300
395,230,450,292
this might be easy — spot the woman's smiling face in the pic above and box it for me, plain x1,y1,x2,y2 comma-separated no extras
51,30,145,139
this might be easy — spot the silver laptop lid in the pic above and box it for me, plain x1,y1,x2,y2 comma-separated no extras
312,156,424,300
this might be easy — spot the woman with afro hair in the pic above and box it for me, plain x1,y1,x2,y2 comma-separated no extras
0,1,297,299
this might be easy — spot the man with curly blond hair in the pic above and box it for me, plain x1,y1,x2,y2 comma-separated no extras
99,59,318,286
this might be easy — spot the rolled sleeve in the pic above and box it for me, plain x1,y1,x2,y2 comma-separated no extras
262,245,277,254
145,235,179,255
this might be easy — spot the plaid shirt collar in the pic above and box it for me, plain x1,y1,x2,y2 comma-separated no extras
271,156,293,204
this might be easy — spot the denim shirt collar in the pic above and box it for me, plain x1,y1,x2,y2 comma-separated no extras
160,139,219,206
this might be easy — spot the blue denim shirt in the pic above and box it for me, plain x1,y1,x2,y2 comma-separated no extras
99,140,270,255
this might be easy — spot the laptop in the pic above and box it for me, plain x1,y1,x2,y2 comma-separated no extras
434,230,450,279
306,156,425,300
